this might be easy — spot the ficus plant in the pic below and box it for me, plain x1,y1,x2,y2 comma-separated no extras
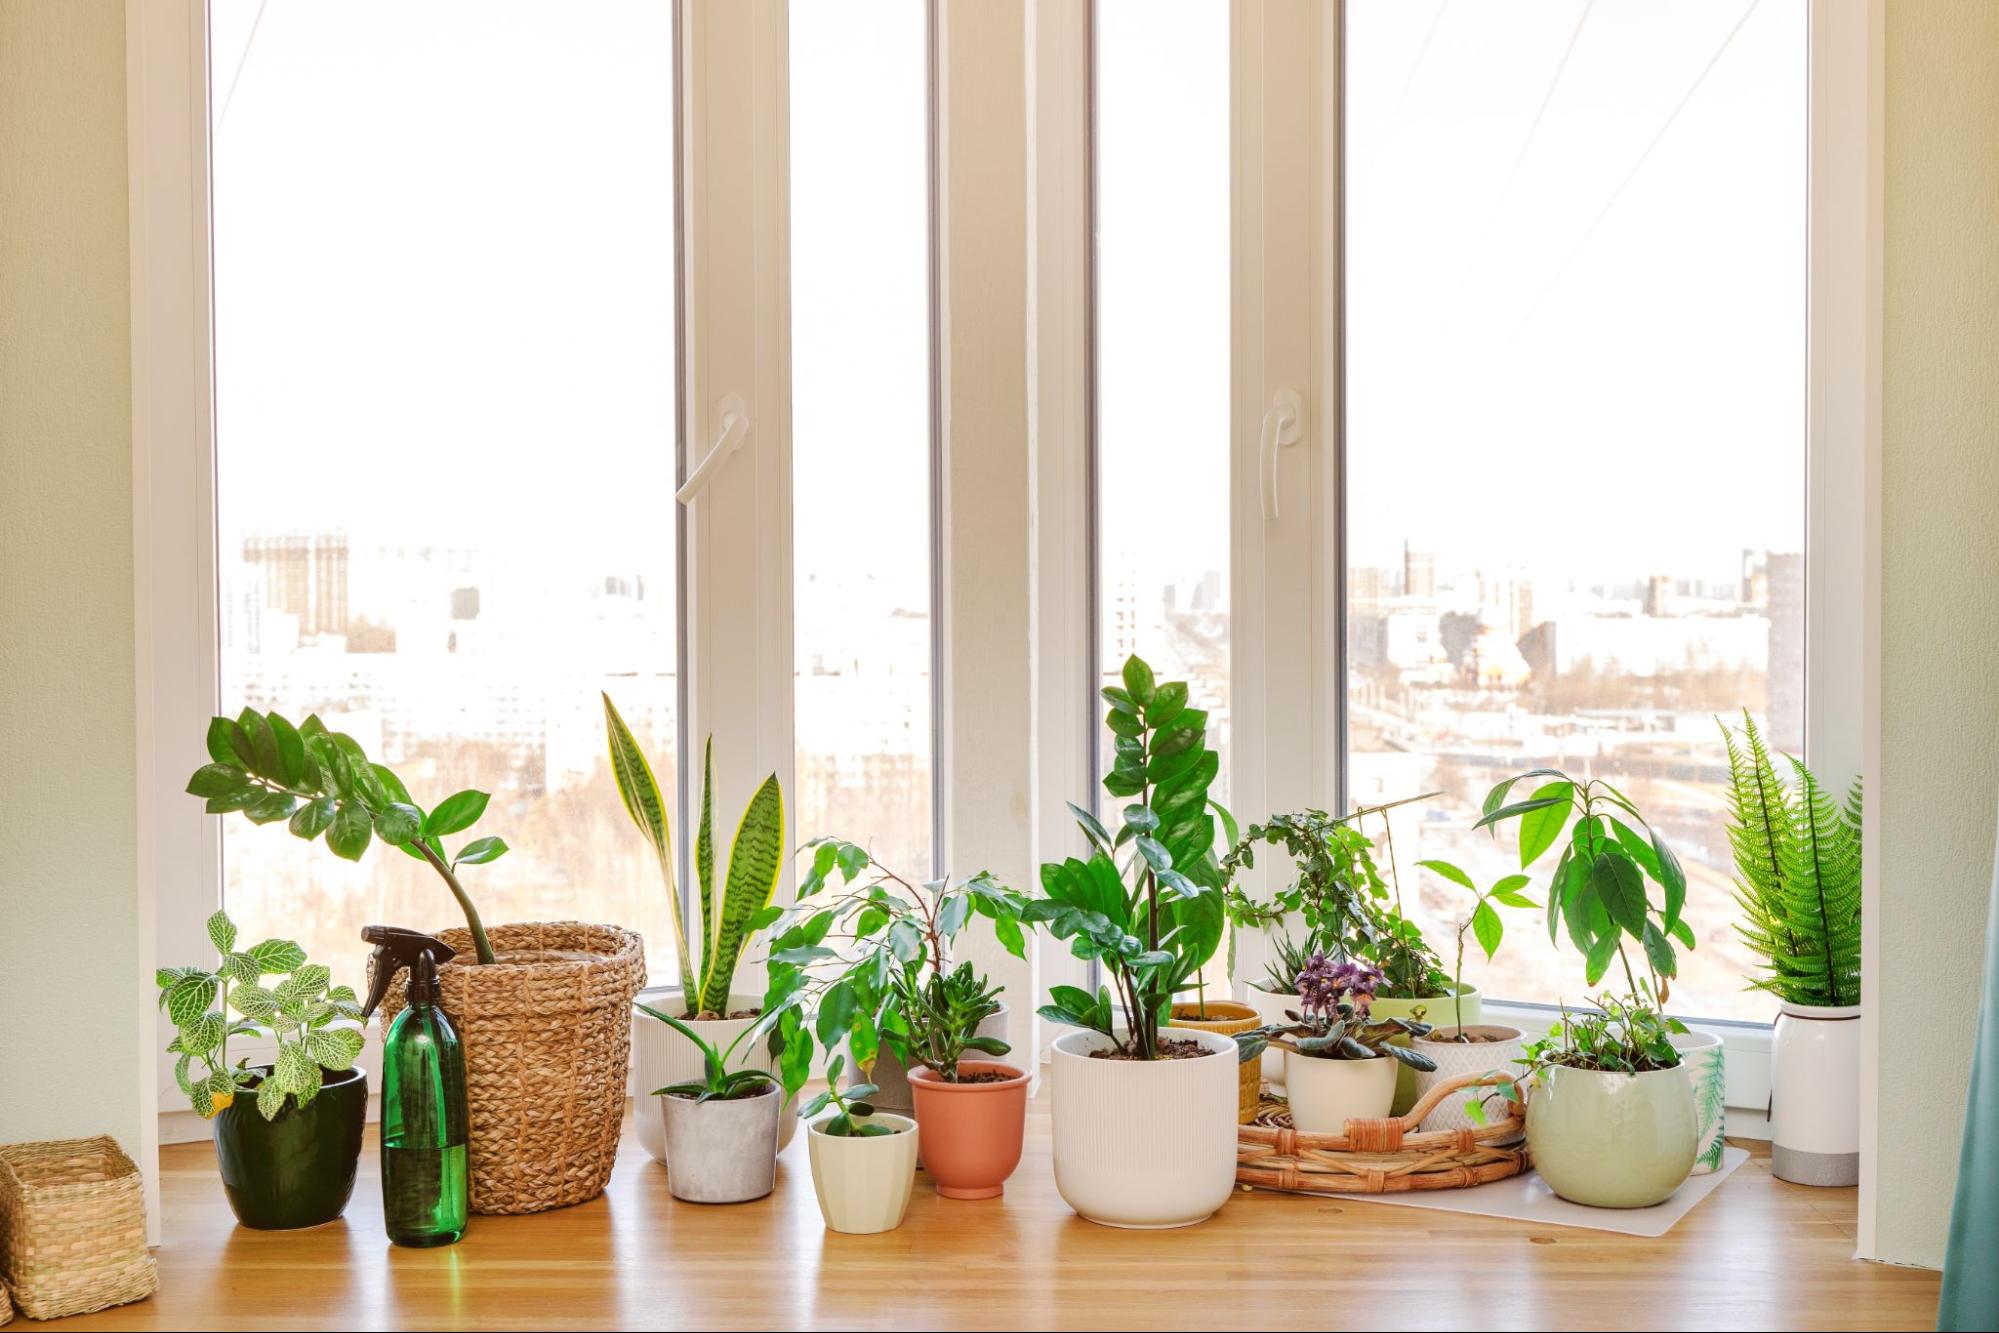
605,696,785,1019
1028,655,1230,1061
186,707,507,964
157,909,366,1120
755,840,1024,1095
1416,859,1539,1037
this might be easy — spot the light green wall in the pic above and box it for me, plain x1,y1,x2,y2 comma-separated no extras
0,0,145,1161
1877,0,1999,1271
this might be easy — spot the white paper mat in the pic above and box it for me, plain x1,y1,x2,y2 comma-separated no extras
1333,1145,1749,1237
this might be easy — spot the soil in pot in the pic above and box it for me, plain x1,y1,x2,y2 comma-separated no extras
659,1083,781,1204
908,1062,1030,1200
212,1065,368,1230
1088,1037,1211,1061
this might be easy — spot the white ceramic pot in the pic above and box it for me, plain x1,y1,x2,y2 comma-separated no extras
1770,1001,1860,1186
1283,1051,1398,1135
1049,1027,1238,1229
1411,1025,1526,1134
807,1112,919,1235
850,1002,1010,1116
658,1084,780,1204
1525,1063,1696,1208
1371,986,1480,1116
634,992,798,1163
1246,985,1297,1090
1670,1029,1727,1175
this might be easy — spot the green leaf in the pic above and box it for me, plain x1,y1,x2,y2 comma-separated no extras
205,717,241,765
242,709,283,782
1121,655,1156,706
1516,782,1574,866
1653,830,1688,933
206,910,237,955
256,1074,287,1120
1473,793,1569,834
1419,859,1475,891
289,796,337,841
372,802,422,845
266,712,307,787
326,801,373,861
454,835,509,866
186,763,252,799
179,1011,225,1057
697,772,786,1015
220,951,262,988
248,938,306,973
424,789,490,838
1642,921,1678,978
244,790,297,825
1144,681,1188,727
166,975,217,1028
371,764,414,807
1471,900,1504,959
306,1027,365,1071
816,981,857,1045
1591,851,1649,939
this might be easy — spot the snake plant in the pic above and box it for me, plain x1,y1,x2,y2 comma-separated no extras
604,695,786,1018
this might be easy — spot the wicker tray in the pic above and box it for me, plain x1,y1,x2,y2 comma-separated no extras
1236,1071,1529,1196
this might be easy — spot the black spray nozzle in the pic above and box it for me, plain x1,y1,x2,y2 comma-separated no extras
361,926,457,1019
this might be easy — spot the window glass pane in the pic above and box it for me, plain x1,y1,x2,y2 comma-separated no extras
1095,0,1232,805
1344,0,1806,1021
209,1,681,980
790,0,934,876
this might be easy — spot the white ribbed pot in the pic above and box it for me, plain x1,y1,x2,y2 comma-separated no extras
658,1084,780,1204
1770,1001,1861,1186
1525,1063,1697,1208
849,1003,1010,1116
807,1112,919,1235
1049,1028,1237,1230
1246,985,1298,1090
1670,1029,1727,1175
634,992,798,1164
1411,1025,1526,1134
1283,1051,1398,1134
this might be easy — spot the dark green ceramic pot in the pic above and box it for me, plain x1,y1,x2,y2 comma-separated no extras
212,1065,368,1229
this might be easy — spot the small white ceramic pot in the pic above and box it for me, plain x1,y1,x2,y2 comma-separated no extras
1411,1025,1526,1134
1283,1051,1398,1135
1525,1063,1696,1208
1670,1029,1727,1174
1246,985,1298,1090
807,1112,919,1235
634,992,798,1164
658,1084,780,1204
1370,986,1481,1116
1049,1027,1237,1229
1770,1001,1860,1186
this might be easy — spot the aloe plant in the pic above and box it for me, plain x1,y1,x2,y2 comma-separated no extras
604,696,785,1018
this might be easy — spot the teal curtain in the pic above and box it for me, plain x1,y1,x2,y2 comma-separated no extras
1937,808,1999,1331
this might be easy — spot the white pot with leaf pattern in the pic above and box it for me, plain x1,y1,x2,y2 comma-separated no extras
1669,1029,1726,1174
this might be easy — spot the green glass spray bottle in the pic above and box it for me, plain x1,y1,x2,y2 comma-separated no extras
361,926,469,1247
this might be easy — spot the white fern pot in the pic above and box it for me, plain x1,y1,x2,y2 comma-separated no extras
1049,1028,1238,1229
1411,1025,1526,1134
1770,1002,1860,1186
1670,1029,1727,1175
1283,1051,1398,1135
807,1112,918,1235
1246,985,1297,1090
633,992,798,1164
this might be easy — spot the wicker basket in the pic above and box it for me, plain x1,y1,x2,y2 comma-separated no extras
375,921,645,1215
1236,1070,1530,1196
0,1137,156,1320
1,1276,13,1326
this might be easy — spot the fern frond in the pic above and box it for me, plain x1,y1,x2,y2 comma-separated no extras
1777,755,1863,1007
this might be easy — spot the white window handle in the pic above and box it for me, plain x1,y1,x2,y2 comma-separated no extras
1258,388,1303,521
676,394,749,505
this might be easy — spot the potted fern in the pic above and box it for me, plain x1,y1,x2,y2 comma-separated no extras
1720,712,1863,1186
604,697,793,1163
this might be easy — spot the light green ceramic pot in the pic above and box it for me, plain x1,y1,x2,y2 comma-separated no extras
1369,986,1480,1115
1526,1063,1697,1208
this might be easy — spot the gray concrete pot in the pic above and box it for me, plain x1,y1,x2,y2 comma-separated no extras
658,1084,780,1204
849,1002,1010,1115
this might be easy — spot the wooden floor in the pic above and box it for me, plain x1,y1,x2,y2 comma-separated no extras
58,1097,1936,1332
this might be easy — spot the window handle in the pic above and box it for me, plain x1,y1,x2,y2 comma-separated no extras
1258,388,1303,521
676,394,749,505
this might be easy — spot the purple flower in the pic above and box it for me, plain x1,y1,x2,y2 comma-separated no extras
1295,953,1386,1021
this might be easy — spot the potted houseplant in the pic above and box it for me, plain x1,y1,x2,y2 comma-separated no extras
757,839,1023,1116
156,910,367,1229
1240,932,1314,1089
193,707,646,1216
902,963,1032,1199
1028,655,1238,1230
1235,955,1436,1133
803,1059,919,1234
1720,712,1862,1185
641,1006,782,1204
1473,766,1699,1207
605,698,794,1161
1407,859,1538,1132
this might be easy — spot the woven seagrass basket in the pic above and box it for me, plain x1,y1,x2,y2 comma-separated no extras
0,1136,156,1320
1236,1070,1530,1195
375,921,645,1215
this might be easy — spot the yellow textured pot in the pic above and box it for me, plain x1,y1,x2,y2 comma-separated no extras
1168,1000,1262,1123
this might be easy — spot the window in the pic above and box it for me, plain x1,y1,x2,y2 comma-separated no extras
1342,0,1808,1022
208,0,684,976
789,0,936,878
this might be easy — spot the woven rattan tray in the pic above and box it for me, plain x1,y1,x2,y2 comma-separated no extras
1236,1071,1529,1196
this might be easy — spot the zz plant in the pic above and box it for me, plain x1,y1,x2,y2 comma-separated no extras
187,707,507,964
158,909,366,1120
606,696,784,1018
1029,655,1229,1060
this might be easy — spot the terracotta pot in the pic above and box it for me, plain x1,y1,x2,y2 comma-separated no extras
852,1003,1010,1116
1167,999,1263,1122
907,1061,1030,1199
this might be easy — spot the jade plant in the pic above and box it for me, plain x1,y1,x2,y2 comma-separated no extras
157,909,366,1120
1718,712,1862,1008
802,1056,893,1137
756,840,1024,1094
1416,859,1539,1036
1028,655,1229,1061
639,1004,781,1102
186,707,507,963
1235,956,1437,1070
605,696,784,1018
